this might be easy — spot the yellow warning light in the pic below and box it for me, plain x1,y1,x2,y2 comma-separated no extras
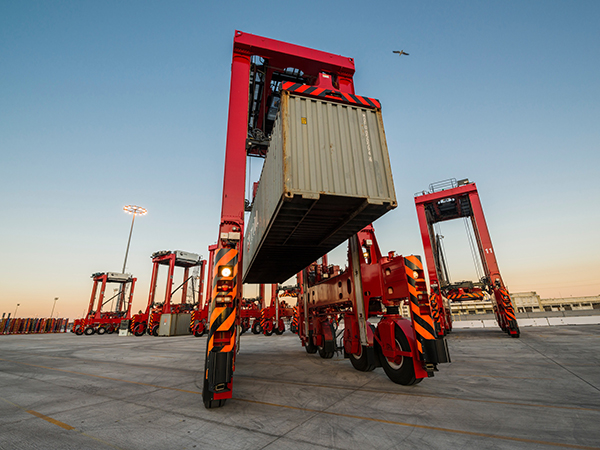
220,266,233,278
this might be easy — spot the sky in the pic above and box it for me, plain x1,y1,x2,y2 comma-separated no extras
1,0,599,319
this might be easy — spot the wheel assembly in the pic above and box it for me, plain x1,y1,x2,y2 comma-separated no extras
151,324,159,336
305,338,318,354
318,347,334,359
97,327,106,335
274,320,285,335
377,326,419,385
251,320,262,334
194,322,206,337
350,345,377,372
84,327,95,336
74,326,84,336
133,323,146,337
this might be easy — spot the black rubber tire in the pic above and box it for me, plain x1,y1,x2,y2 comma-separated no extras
107,327,115,334
251,321,262,335
274,322,284,335
509,320,520,338
350,345,377,372
74,327,84,336
194,323,206,337
204,399,226,409
134,323,146,337
84,327,95,336
151,324,159,336
378,326,419,386
318,347,334,359
97,327,106,335
264,329,273,336
305,339,318,354
317,322,335,359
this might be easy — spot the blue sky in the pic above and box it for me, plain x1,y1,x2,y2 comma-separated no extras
1,0,598,318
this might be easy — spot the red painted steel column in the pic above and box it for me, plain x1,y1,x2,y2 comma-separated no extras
198,260,206,309
182,267,190,304
468,191,502,283
87,280,99,316
259,284,265,308
126,278,136,319
219,46,251,224
147,261,159,314
203,42,251,408
163,254,176,314
94,276,107,320
415,203,440,286
205,245,217,309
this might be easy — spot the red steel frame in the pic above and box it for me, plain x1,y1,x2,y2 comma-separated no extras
73,273,136,335
203,31,448,408
415,182,520,338
203,30,357,408
131,251,205,336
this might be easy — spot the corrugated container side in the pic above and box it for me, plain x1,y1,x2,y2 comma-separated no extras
243,92,396,283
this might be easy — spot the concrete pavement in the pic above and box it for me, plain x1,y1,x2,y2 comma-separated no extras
1,325,599,449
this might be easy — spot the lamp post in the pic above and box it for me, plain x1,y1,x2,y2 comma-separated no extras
14,303,20,318
122,205,147,273
50,297,58,318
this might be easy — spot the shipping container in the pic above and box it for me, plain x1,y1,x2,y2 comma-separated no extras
243,92,396,283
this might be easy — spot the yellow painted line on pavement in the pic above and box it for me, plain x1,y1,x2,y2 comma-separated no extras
25,409,75,430
0,396,124,450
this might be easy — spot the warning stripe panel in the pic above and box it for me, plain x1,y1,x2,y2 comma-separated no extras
282,81,381,109
217,307,237,332
211,248,239,302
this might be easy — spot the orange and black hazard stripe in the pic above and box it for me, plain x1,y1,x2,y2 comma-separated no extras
207,248,238,353
429,291,441,322
259,308,267,330
404,256,437,359
497,286,516,322
447,292,485,300
429,290,443,337
282,81,381,109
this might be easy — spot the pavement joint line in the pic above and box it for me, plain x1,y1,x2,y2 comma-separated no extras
447,373,556,380
235,375,600,413
0,358,201,395
3,356,597,413
521,339,600,393
0,396,125,450
231,397,600,450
